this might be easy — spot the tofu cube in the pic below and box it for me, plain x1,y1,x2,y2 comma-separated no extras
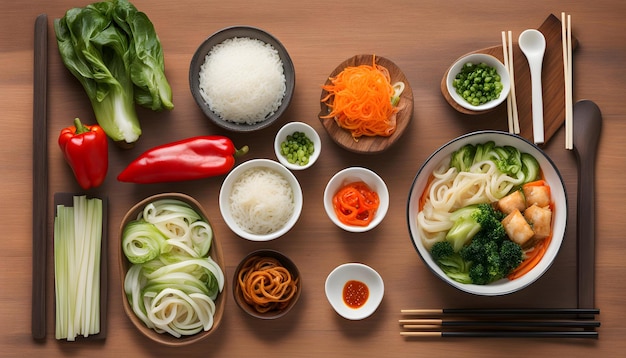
524,204,552,240
522,185,551,208
501,209,534,246
497,190,526,215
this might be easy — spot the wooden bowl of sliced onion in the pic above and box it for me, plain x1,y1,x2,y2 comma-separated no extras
118,193,226,346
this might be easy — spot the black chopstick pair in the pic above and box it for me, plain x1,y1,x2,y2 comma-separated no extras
400,308,599,315
400,308,600,339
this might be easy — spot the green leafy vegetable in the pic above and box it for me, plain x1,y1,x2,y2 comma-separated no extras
449,141,540,198
54,0,173,145
112,1,173,111
431,203,524,285
430,241,472,284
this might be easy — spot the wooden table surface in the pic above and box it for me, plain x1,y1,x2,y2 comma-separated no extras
2,0,625,356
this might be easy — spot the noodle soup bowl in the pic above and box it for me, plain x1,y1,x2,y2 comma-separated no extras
406,131,567,296
233,249,302,319
324,167,389,233
219,159,303,241
118,193,226,346
189,26,295,132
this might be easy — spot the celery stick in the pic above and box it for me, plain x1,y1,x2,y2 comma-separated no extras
54,196,103,340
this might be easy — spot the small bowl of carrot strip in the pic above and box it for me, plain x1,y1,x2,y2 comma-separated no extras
323,167,389,233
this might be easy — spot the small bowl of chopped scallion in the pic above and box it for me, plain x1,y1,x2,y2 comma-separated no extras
274,121,321,170
446,53,510,111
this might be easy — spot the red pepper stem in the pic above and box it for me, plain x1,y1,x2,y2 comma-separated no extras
235,145,249,157
73,117,90,135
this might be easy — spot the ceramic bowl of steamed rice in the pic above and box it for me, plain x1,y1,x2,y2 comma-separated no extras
406,131,567,296
189,26,295,132
219,159,303,241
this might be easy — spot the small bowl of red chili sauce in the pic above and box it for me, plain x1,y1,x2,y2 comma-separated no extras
324,263,384,320
323,167,389,233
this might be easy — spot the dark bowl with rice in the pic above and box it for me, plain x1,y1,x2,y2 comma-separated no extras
189,26,295,132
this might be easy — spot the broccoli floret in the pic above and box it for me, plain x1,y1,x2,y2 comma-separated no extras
499,240,525,273
439,203,524,285
445,203,504,252
459,208,524,284
473,203,506,243
430,241,471,284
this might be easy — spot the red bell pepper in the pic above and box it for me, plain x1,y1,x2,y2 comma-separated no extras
58,118,109,189
117,136,249,184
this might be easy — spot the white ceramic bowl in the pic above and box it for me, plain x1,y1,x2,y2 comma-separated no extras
446,53,510,111
219,159,303,241
274,121,322,170
323,167,389,232
406,131,567,296
325,263,384,320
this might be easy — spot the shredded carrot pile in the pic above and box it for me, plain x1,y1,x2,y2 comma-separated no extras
332,181,380,227
321,55,398,140
508,234,552,280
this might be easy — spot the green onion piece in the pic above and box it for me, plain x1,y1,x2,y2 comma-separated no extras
280,131,315,166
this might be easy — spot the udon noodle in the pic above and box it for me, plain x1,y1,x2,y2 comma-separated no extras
417,156,525,250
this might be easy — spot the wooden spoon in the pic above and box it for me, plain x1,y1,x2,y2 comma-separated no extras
572,100,602,309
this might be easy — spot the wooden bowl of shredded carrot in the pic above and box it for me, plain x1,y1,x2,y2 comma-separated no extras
319,54,413,154
233,249,301,319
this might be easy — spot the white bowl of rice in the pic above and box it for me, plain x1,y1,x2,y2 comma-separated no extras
219,159,303,241
190,26,295,132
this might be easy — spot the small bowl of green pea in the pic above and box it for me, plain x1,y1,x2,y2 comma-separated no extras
274,121,322,170
446,53,510,112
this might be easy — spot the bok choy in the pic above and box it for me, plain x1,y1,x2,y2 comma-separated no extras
54,0,173,145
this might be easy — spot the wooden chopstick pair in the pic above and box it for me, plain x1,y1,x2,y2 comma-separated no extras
502,30,520,134
562,12,574,150
400,308,600,339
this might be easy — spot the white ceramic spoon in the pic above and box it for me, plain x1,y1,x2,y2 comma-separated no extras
519,29,546,144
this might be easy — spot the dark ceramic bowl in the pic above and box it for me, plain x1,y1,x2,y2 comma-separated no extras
189,26,295,132
233,249,301,319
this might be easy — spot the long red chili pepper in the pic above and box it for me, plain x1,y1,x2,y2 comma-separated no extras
117,135,249,184
58,117,109,190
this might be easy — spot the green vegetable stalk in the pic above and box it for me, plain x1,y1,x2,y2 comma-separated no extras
54,0,173,145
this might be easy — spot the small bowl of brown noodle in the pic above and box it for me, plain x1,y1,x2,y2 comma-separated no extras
233,249,301,319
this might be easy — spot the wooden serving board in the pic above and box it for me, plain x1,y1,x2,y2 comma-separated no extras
441,14,579,144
